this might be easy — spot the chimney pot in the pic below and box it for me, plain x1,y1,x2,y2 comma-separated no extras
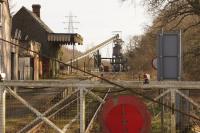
32,4,41,18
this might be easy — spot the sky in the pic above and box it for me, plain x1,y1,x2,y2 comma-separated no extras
12,0,152,57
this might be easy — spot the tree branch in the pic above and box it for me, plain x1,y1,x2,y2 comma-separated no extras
183,20,200,32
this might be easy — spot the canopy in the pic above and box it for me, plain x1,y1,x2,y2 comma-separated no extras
47,33,83,45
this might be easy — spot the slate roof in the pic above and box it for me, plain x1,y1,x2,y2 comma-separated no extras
21,6,53,33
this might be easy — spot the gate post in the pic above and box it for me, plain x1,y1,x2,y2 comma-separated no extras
161,91,164,132
0,87,6,133
80,88,85,133
171,89,176,133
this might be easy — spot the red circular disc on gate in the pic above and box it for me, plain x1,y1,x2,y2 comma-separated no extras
100,95,151,133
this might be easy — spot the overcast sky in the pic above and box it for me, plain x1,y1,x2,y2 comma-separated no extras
12,0,152,56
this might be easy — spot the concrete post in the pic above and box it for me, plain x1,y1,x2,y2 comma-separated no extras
161,90,164,133
80,88,85,133
0,87,6,133
171,89,176,133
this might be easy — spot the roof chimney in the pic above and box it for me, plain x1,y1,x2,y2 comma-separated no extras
32,4,41,18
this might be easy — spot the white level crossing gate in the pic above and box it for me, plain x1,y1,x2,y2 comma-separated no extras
0,80,200,133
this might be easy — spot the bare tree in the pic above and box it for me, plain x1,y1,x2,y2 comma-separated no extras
144,0,200,32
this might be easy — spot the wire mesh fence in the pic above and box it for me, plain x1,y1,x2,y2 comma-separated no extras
5,86,109,133
2,83,200,133
147,89,200,133
6,87,78,133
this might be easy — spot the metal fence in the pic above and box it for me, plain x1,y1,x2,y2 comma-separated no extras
0,80,199,133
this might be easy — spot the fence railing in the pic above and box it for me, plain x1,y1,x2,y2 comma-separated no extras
0,80,200,133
